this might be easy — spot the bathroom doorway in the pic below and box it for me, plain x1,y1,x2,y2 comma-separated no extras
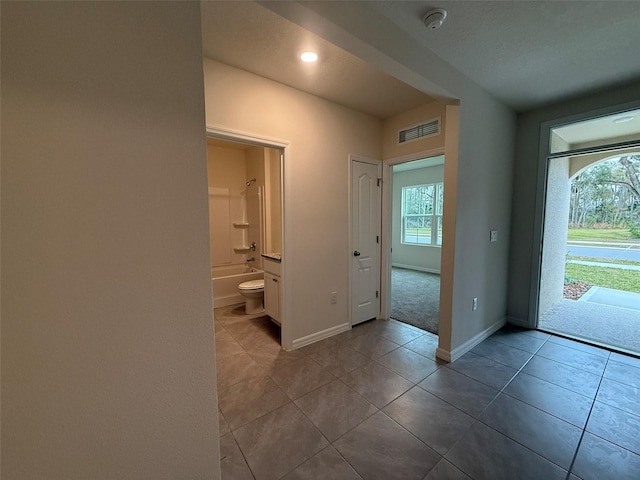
388,154,445,336
205,130,287,348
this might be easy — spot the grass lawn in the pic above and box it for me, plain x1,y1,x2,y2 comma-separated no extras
566,264,640,293
567,255,640,268
567,228,639,243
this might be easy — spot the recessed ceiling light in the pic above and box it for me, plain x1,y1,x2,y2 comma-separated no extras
300,51,318,63
613,115,635,124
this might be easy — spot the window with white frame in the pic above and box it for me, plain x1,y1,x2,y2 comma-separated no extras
401,183,444,246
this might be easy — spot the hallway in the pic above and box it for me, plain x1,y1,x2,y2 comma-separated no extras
215,306,640,480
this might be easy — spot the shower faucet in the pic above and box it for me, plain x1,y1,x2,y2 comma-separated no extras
246,257,255,263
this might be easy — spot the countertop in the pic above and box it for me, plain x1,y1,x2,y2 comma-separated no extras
261,252,281,262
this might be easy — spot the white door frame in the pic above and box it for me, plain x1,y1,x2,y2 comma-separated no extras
205,126,293,349
380,147,445,321
528,100,640,329
348,155,382,326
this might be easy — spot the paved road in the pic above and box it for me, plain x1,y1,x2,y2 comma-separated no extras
567,245,640,262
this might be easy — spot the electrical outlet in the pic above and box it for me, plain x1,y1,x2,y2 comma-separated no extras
490,230,498,243
330,291,338,304
472,297,478,311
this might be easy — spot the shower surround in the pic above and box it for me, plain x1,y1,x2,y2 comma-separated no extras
209,185,265,307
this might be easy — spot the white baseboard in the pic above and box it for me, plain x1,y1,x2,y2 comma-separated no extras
436,317,506,363
292,322,351,350
392,263,440,275
435,347,452,363
505,316,528,328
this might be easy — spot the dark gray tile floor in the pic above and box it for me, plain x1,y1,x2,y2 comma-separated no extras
214,304,640,480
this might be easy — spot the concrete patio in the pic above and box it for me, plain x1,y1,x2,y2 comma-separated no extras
539,290,640,356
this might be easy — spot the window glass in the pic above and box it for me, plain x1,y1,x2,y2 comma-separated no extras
401,183,444,246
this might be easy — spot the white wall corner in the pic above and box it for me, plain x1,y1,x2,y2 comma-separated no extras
290,322,351,351
435,347,453,363
436,317,506,363
505,316,528,328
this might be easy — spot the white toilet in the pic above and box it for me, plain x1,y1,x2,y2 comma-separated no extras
238,279,265,314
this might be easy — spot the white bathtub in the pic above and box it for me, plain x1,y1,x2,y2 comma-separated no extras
212,265,264,308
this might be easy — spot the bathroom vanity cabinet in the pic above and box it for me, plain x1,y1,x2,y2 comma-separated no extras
262,254,281,324
264,273,280,323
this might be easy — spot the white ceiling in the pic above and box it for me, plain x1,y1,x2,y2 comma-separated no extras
370,1,640,111
200,1,434,119
553,108,640,147
201,1,640,116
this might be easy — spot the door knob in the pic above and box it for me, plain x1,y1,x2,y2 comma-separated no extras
353,251,361,257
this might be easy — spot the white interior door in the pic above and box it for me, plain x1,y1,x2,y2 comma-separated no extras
351,159,381,325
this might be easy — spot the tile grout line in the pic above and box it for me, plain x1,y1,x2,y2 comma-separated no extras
216,307,321,480
562,352,611,480
538,327,640,360
475,334,609,391
277,372,381,479
438,333,557,478
230,329,329,480
220,308,634,479
448,331,640,478
371,352,442,385
226,313,508,476
443,336,543,392
487,334,595,474
469,338,542,370
247,313,637,477
229,428,258,480
227,319,413,479
294,343,442,480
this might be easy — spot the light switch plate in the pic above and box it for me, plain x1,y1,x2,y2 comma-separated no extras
490,230,498,243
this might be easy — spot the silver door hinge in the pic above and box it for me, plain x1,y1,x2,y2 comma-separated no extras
375,291,379,298
377,178,382,187
376,235,379,243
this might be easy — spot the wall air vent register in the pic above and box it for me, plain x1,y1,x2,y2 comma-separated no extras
398,118,440,144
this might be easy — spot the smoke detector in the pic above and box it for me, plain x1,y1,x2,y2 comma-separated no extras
423,8,447,30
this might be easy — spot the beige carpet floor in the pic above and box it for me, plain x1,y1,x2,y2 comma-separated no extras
390,267,440,335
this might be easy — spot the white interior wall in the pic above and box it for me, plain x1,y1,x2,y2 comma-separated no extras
391,165,444,272
207,144,247,190
265,148,283,253
246,147,267,267
203,59,382,343
1,3,220,478
207,145,248,267
246,147,266,188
